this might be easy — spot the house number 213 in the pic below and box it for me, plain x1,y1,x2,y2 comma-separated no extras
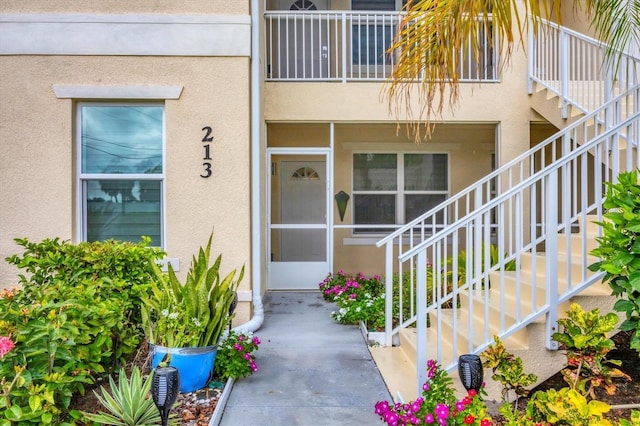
201,126,213,178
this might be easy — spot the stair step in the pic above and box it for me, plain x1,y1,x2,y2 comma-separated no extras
490,269,611,296
578,215,602,236
519,252,598,278
556,233,599,255
436,304,531,350
369,344,420,402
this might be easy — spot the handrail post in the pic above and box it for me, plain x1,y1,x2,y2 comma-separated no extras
527,19,534,94
545,170,559,350
341,12,347,83
384,240,394,346
559,29,569,119
416,249,428,397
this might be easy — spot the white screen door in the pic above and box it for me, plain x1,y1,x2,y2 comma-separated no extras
268,153,330,290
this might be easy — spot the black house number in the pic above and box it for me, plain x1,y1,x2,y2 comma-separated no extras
201,126,213,178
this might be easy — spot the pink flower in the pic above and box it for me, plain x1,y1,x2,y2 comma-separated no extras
0,336,15,358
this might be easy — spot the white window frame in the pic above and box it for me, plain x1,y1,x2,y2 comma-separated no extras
76,102,166,247
351,151,449,235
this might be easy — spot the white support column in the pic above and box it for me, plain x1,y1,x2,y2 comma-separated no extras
545,170,559,350
416,250,428,397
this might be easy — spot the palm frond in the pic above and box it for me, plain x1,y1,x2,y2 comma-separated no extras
386,0,564,141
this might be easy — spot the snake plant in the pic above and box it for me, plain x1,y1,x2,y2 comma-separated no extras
141,234,244,348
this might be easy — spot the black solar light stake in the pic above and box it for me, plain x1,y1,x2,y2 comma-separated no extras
152,366,180,426
458,354,483,393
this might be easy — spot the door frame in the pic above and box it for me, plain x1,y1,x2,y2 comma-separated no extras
266,147,334,290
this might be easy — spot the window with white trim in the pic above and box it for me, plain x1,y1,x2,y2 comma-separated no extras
78,103,164,245
353,153,448,233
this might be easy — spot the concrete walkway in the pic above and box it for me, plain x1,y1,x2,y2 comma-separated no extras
219,292,391,426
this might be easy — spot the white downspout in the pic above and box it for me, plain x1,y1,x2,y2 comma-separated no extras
234,0,264,334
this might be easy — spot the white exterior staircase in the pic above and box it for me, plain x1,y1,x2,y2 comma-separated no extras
371,20,640,402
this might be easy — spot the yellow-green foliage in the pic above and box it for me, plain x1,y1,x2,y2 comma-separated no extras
527,388,612,426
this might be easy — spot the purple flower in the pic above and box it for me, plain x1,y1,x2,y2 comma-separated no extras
252,336,261,345
244,353,251,360
383,411,399,426
424,413,434,424
234,343,243,351
422,382,430,392
435,403,449,419
455,400,465,411
374,400,390,415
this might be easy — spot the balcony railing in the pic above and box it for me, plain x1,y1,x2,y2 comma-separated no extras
265,11,499,83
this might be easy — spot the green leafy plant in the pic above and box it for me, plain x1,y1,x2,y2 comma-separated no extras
526,387,612,426
5,237,165,367
214,331,261,380
589,169,640,353
320,271,387,330
481,336,538,422
320,269,435,331
82,367,177,426
374,359,491,425
619,410,640,426
551,303,630,398
141,234,244,348
1,238,164,424
448,243,516,288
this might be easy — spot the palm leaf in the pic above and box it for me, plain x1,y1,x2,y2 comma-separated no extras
387,0,564,140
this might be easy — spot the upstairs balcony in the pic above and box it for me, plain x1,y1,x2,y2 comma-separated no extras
265,10,499,83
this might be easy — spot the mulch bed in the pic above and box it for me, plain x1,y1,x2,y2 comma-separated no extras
70,331,639,425
69,344,222,426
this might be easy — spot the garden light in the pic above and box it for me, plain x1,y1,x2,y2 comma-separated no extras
458,354,483,393
152,366,180,426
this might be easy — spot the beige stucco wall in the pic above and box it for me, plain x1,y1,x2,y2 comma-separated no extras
0,0,249,15
0,0,255,325
262,2,534,277
1,53,251,324
266,122,496,276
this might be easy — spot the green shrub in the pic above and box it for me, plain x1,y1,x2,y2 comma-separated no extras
526,388,612,425
1,237,164,424
552,303,630,398
589,169,640,353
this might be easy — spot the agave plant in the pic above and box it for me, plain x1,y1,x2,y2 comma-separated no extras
141,233,244,348
82,367,177,426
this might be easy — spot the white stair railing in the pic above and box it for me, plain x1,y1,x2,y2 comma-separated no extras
376,17,640,396
376,83,640,347
405,108,639,394
529,19,640,117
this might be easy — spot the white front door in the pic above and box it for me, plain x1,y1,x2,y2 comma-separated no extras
268,154,330,290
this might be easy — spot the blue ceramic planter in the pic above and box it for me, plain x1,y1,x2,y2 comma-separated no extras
149,344,218,393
